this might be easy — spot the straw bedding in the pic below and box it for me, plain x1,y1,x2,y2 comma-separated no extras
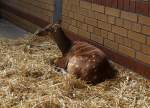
0,35,149,108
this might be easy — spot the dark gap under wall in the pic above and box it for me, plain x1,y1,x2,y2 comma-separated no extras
0,1,2,19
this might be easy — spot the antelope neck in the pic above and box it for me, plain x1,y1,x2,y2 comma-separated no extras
53,28,72,55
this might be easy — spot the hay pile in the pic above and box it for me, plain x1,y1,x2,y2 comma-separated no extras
0,35,149,108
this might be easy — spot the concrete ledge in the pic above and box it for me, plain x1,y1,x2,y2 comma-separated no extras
0,19,30,39
1,2,50,32
1,9,40,33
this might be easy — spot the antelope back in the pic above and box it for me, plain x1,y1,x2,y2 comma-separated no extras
66,41,116,84
69,41,106,58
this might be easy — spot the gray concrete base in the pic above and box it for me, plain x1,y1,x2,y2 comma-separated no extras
0,19,31,39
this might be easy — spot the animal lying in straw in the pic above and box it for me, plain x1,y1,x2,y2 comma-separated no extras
37,23,116,84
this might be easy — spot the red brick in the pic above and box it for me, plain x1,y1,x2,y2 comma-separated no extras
101,0,106,5
118,0,124,10
136,52,150,64
104,39,118,50
139,15,150,26
94,27,101,36
69,25,78,34
87,25,94,32
105,7,120,17
101,29,108,38
119,45,135,57
131,23,141,33
96,12,107,22
98,21,111,31
91,33,103,44
142,25,150,36
112,25,128,37
111,0,118,8
108,32,115,41
136,1,149,16
128,31,146,44
85,17,98,26
129,0,136,12
123,20,132,30
121,11,138,22
92,4,104,13
108,15,115,24
115,34,124,44
142,45,150,55
124,38,132,47
131,41,141,51
147,37,150,46
105,0,112,7
80,8,89,16
124,0,130,11
116,18,123,27
80,1,91,9
78,29,90,39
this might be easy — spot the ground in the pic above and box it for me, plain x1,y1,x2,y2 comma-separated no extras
0,19,30,39
0,34,149,108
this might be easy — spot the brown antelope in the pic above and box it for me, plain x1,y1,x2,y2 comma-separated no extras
38,23,117,84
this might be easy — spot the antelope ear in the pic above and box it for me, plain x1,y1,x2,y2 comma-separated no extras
52,23,61,32
48,26,54,33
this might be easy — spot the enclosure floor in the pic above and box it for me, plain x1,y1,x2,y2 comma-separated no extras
0,35,149,108
0,18,30,39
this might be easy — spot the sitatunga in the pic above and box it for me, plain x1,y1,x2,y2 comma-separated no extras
38,23,117,84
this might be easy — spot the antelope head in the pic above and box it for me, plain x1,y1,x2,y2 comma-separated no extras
49,23,61,33
48,22,72,55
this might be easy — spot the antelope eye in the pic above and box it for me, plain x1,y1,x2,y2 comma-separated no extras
57,68,61,72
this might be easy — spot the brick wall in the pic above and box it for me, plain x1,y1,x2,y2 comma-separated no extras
1,0,54,23
62,0,150,65
83,0,150,16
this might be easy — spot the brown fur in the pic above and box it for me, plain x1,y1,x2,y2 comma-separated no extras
55,41,116,84
39,24,117,84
